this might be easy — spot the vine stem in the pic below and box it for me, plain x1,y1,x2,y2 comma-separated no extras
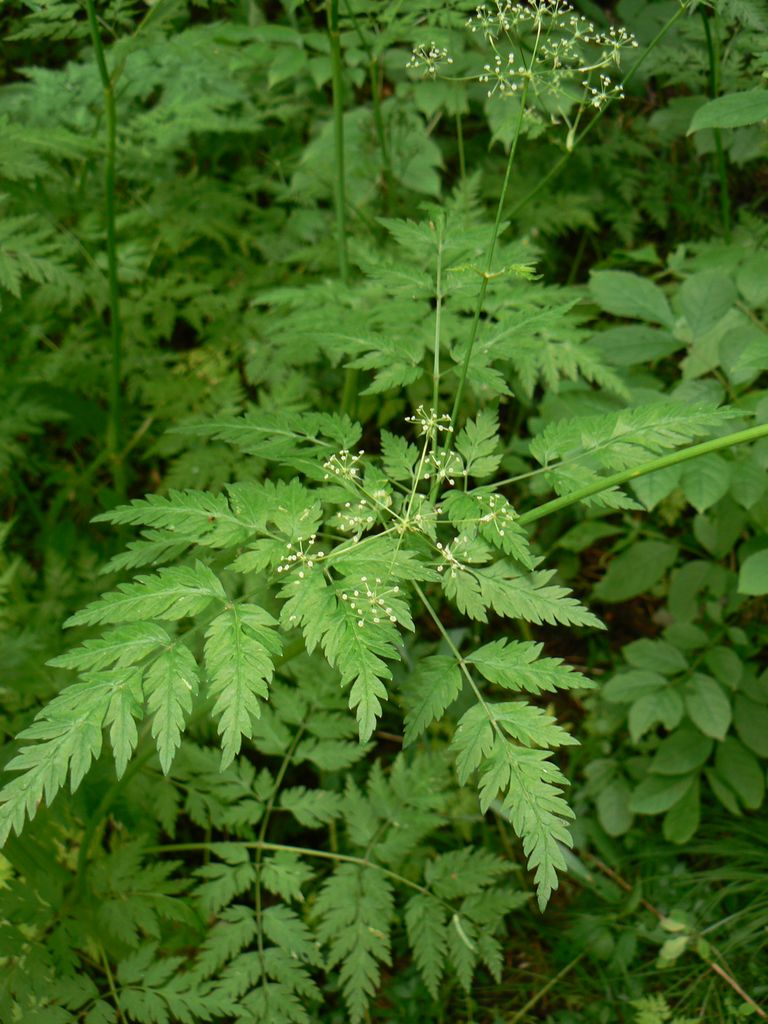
85,0,124,498
516,422,768,527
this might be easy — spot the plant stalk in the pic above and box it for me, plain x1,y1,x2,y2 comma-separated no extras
701,9,731,241
327,0,357,417
85,0,124,498
518,422,768,527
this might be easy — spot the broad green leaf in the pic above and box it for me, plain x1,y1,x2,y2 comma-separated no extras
596,780,634,837
629,773,697,815
662,777,700,843
679,271,737,337
650,725,713,775
622,639,688,676
736,253,768,307
738,548,768,595
715,737,765,810
145,643,199,774
683,674,731,740
680,454,731,513
629,689,684,741
687,88,768,133
593,541,677,604
403,656,462,746
589,270,674,328
603,670,667,703
733,696,768,756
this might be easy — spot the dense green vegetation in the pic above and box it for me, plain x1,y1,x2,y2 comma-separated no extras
1,0,767,1020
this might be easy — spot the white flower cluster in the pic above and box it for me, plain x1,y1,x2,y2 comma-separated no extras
423,450,463,487
323,448,364,482
276,534,325,577
476,492,518,539
336,498,377,536
405,405,453,438
465,0,638,119
340,576,401,629
406,42,454,77
584,72,625,109
435,539,468,578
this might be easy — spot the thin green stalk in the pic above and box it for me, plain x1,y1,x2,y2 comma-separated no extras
147,839,451,908
369,57,395,210
326,0,357,416
449,80,530,434
431,215,445,422
701,9,731,240
341,0,395,210
505,0,691,223
517,422,768,527
507,952,585,1023
456,111,466,185
85,0,124,498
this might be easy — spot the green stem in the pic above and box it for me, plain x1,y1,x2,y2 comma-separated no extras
326,0,357,416
369,58,395,211
148,839,448,906
505,1,691,223
508,952,586,1023
701,10,731,241
85,0,124,498
449,81,530,433
456,111,466,185
431,215,445,422
517,422,768,528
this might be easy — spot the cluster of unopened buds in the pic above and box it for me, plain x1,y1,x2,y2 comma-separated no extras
323,448,364,482
406,42,453,77
276,535,325,577
339,576,401,629
405,405,453,438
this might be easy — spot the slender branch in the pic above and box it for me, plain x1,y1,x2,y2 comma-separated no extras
508,952,586,1023
99,944,127,1024
516,422,768,528
327,0,358,417
449,79,531,435
432,215,445,423
85,0,124,498
147,839,451,908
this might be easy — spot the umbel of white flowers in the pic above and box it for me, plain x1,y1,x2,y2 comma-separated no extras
406,0,638,146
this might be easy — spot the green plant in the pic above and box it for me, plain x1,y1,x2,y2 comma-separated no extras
3,0,768,1021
